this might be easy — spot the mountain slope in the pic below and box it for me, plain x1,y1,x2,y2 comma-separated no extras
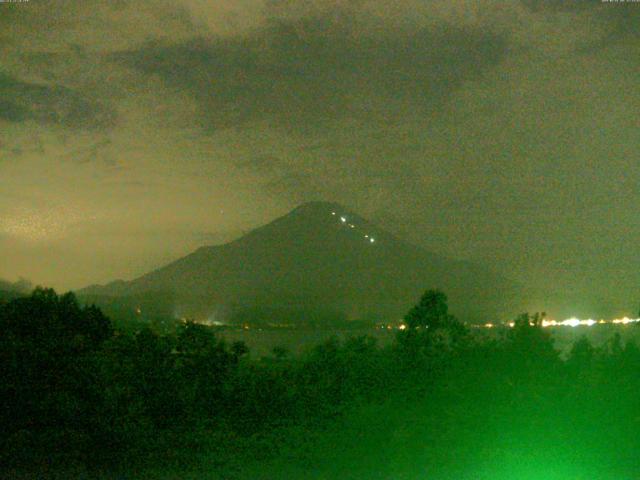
80,202,522,324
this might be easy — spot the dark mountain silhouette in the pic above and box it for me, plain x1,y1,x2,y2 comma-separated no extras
80,202,522,325
0,278,31,304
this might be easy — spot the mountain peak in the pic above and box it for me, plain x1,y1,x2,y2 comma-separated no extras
286,201,367,226
291,201,348,216
230,200,371,250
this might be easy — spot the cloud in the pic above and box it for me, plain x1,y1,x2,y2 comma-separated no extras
0,71,116,128
518,0,640,53
110,4,509,131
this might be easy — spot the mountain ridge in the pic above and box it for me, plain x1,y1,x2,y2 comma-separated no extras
79,201,522,324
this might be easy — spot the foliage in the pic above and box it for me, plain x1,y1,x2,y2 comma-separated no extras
2,288,640,479
404,289,451,330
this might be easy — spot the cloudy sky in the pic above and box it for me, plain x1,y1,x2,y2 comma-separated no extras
1,0,638,313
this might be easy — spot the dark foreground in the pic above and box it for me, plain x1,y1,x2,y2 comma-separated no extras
2,289,639,479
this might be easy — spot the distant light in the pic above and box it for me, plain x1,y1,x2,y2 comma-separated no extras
349,224,355,228
364,234,369,238
529,317,640,328
331,212,336,215
340,216,347,223
398,324,407,330
370,237,375,243
561,318,581,328
612,317,638,325
484,323,494,328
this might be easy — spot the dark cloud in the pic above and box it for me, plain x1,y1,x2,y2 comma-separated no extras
64,139,119,169
0,131,44,162
0,99,28,122
111,14,509,131
521,0,640,53
0,72,116,129
577,7,640,54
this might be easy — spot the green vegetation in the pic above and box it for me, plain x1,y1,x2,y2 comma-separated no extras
1,288,640,479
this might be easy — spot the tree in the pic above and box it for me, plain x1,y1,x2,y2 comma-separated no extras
175,320,218,356
398,289,468,364
0,287,112,347
231,340,249,360
506,312,559,375
567,335,595,372
272,345,289,361
174,321,236,419
404,289,452,330
0,287,114,448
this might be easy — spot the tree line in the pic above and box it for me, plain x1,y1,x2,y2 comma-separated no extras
2,287,640,479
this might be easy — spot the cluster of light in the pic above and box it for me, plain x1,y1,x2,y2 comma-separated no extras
613,317,639,325
493,317,640,329
555,318,596,327
375,323,406,330
332,212,376,244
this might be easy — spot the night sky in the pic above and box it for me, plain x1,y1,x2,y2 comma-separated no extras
1,1,638,314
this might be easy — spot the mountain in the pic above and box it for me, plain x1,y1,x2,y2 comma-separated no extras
0,279,31,304
79,202,522,325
